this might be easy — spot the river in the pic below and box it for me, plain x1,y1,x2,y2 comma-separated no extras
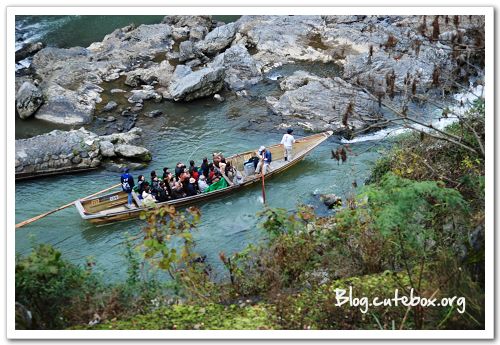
15,15,440,280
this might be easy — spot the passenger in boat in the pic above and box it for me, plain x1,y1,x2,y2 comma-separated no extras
163,172,174,187
200,157,210,178
198,175,209,192
151,175,160,198
135,175,146,199
224,162,233,179
187,177,198,196
207,163,216,184
171,182,186,199
162,167,170,180
211,171,222,184
142,185,156,203
225,162,243,185
150,170,158,181
156,182,170,202
189,160,200,181
120,168,135,209
175,162,186,180
213,153,222,168
281,128,296,161
255,146,272,175
243,152,259,176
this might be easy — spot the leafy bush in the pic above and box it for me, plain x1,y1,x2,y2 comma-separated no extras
15,244,102,329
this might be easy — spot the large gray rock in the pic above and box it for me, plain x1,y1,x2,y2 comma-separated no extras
99,127,144,146
15,127,101,177
102,101,118,112
162,15,212,41
114,144,152,161
15,42,44,62
124,61,174,87
169,65,225,101
235,16,332,70
15,127,150,179
267,71,377,132
30,47,101,125
127,86,162,104
211,44,262,91
179,40,199,62
195,22,237,55
99,140,115,157
34,83,101,125
24,22,175,126
16,82,43,119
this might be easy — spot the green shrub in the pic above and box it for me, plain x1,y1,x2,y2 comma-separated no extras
15,244,102,329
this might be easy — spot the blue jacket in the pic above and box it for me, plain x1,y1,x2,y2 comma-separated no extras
120,173,135,192
263,149,272,163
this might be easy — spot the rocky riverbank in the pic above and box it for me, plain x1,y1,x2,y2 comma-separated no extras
15,15,484,174
16,15,484,128
15,127,151,179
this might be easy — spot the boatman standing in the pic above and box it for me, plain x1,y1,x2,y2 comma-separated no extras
281,128,296,161
120,167,135,209
255,146,272,175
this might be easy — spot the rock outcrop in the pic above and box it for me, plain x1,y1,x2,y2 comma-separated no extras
162,15,213,41
15,127,151,179
15,42,44,62
16,15,484,137
169,65,225,101
28,22,176,126
195,22,237,55
210,44,262,91
16,82,43,119
124,60,175,87
235,16,332,70
266,71,377,133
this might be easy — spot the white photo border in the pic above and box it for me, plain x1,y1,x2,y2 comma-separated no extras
5,5,495,340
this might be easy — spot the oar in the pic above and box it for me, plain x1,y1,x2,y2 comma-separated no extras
261,172,266,204
15,183,121,229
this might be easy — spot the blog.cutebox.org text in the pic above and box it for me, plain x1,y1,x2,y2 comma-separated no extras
334,286,466,314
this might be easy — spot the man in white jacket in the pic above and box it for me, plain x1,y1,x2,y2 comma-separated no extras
281,128,296,161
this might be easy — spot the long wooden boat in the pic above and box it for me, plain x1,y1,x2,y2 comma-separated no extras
75,131,333,224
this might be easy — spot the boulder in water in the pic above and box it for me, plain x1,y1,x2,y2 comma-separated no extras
127,88,162,104
102,101,118,112
211,44,262,91
15,42,44,62
213,94,224,103
319,194,342,208
114,144,152,162
99,140,116,157
169,65,224,101
16,82,43,119
145,109,163,118
267,71,377,133
195,22,237,55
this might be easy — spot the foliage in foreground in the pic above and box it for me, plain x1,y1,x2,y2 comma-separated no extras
15,100,485,330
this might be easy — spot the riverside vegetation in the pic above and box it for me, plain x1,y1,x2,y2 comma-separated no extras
15,99,485,330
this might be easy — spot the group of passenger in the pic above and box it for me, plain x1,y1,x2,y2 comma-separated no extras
120,153,243,208
119,129,296,208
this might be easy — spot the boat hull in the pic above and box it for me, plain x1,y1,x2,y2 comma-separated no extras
75,131,332,225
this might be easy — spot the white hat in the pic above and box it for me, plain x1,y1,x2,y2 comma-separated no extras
259,145,265,152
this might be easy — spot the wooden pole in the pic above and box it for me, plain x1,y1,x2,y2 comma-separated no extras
261,172,266,204
15,183,121,229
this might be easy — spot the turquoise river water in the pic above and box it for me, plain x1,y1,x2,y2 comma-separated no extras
15,15,436,280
